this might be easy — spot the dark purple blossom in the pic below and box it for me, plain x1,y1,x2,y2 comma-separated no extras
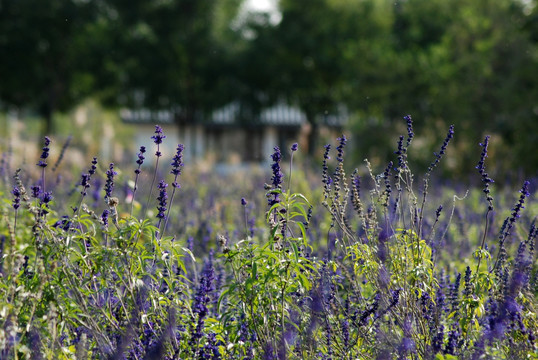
37,136,51,168
89,157,97,176
12,186,21,210
31,185,41,199
156,180,168,220
497,181,531,257
432,325,445,354
428,125,455,173
382,161,393,207
80,158,97,197
395,135,405,168
134,146,146,175
41,191,53,204
404,115,414,148
101,209,110,228
241,197,247,206
190,258,215,352
435,205,443,221
449,273,461,314
80,174,91,196
351,170,362,214
445,327,460,355
290,142,298,152
476,136,494,210
336,135,346,163
53,215,72,231
104,163,117,200
322,144,331,199
268,146,283,207
151,125,166,145
170,144,184,188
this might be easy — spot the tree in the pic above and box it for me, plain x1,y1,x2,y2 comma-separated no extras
0,0,100,134
101,0,243,124
238,0,374,154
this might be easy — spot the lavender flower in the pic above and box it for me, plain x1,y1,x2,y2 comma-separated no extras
511,181,530,222
404,115,414,148
382,161,393,207
351,169,362,215
151,125,166,157
432,325,445,354
322,144,331,200
12,186,21,210
389,288,401,308
170,144,184,188
89,157,97,176
80,158,97,197
395,135,405,169
435,205,443,220
476,136,494,211
156,180,168,220
399,317,416,356
31,185,41,199
134,146,146,175
101,209,110,228
449,273,461,314
428,125,455,173
445,327,460,355
496,181,531,260
104,163,117,200
80,174,91,196
41,191,53,205
290,142,298,152
336,135,347,163
241,197,247,206
37,136,51,168
190,258,215,353
268,146,283,207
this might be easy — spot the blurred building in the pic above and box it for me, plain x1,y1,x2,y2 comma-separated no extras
120,101,347,164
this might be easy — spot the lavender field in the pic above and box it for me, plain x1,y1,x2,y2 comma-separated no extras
0,118,537,359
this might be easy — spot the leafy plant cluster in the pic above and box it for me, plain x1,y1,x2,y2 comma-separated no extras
0,119,537,359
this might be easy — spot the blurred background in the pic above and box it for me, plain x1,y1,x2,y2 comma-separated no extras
0,0,537,180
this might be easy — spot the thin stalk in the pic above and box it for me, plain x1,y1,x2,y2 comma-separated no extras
475,209,491,274
130,171,142,216
161,185,177,239
143,152,160,220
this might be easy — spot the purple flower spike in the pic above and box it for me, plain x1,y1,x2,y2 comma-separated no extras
12,187,21,210
428,125,455,172
37,136,51,168
170,144,184,188
41,191,53,204
156,180,168,220
404,115,414,148
268,146,283,206
134,146,146,175
104,163,117,200
101,209,110,228
31,185,41,199
336,135,347,163
477,136,494,211
151,125,166,144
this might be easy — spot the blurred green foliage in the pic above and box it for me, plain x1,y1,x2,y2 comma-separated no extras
0,0,537,176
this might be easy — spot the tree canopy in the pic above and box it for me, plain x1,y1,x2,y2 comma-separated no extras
0,0,537,175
